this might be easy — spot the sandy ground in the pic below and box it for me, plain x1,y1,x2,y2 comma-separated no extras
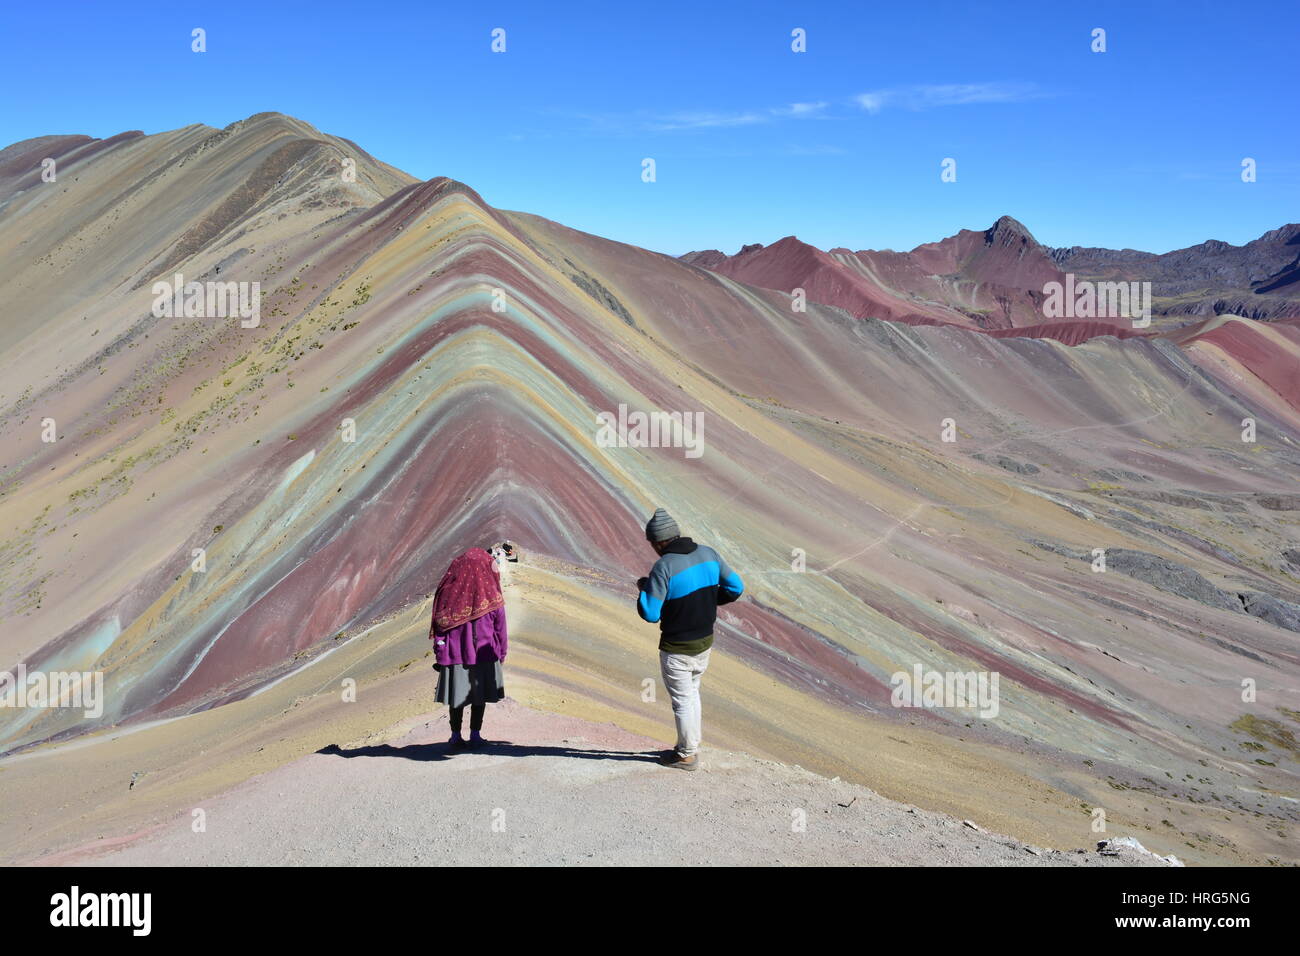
38,699,1165,867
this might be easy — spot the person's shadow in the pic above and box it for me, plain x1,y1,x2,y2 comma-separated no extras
317,740,664,764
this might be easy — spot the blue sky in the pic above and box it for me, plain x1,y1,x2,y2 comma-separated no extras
3,0,1295,256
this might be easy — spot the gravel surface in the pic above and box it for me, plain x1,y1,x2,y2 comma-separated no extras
61,700,1169,866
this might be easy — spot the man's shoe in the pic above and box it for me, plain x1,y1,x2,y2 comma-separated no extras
660,751,698,771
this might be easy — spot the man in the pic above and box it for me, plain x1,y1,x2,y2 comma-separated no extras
490,541,518,584
636,507,744,771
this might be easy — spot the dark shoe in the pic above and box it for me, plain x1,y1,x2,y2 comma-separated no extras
660,751,698,771
469,732,488,748
448,732,468,749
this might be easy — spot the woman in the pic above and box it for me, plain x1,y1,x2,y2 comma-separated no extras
429,546,508,748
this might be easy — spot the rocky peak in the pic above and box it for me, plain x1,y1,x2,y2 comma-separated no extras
984,215,1039,248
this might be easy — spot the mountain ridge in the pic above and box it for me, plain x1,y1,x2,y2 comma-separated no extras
1,113,1297,865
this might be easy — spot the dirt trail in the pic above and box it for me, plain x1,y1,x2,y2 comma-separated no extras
42,700,1168,867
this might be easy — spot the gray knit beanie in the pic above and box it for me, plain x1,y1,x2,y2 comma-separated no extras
645,507,680,543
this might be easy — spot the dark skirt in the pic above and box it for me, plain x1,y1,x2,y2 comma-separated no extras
435,658,505,709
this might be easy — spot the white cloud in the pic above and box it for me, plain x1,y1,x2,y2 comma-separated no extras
772,101,829,118
648,111,770,131
576,100,832,134
565,85,1038,136
855,82,1043,113
855,93,889,114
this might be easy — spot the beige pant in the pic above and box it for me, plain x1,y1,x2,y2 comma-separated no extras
659,648,711,757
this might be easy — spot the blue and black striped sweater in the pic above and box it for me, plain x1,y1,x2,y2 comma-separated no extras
637,537,744,654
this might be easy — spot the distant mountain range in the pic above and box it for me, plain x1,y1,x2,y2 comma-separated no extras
1050,223,1300,313
682,217,1300,340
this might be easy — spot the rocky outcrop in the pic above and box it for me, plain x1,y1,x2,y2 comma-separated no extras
1239,592,1300,633
973,452,1040,475
1255,494,1300,511
1104,549,1243,612
1032,543,1300,633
